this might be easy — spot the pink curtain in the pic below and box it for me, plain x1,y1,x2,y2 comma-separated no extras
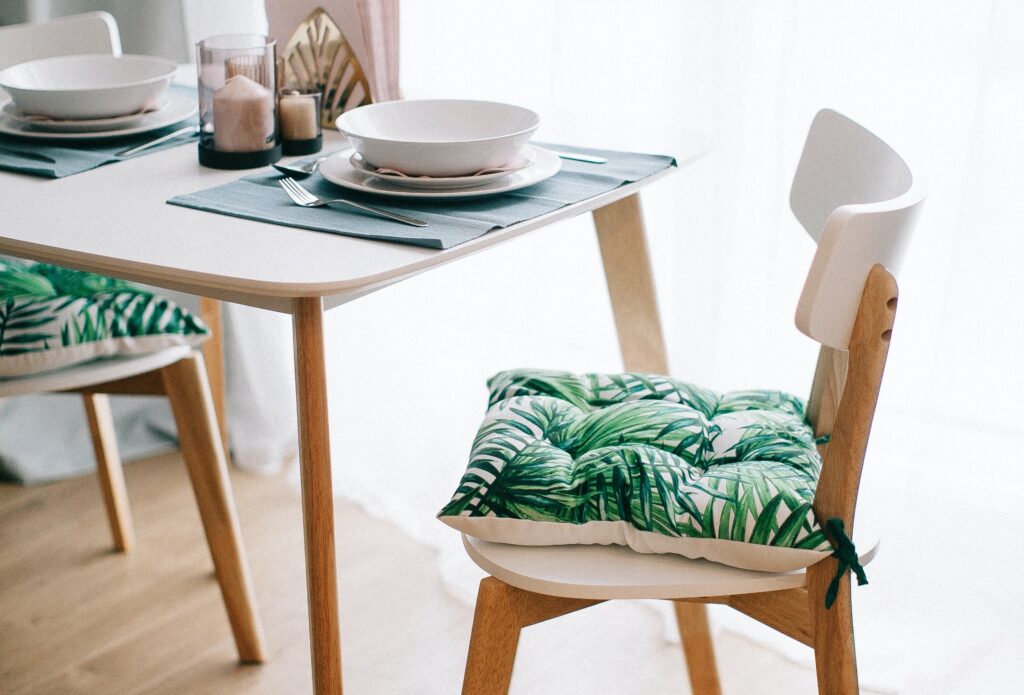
265,0,400,102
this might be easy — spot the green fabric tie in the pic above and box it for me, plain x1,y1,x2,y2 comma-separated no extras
823,518,868,609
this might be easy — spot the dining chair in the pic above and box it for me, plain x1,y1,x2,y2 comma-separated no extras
452,109,925,694
266,0,401,105
0,346,265,662
0,14,262,663
0,11,232,456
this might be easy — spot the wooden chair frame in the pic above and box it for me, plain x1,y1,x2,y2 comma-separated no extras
461,258,898,695
59,351,265,663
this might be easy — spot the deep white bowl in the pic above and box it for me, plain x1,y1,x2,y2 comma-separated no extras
336,99,540,177
0,54,177,119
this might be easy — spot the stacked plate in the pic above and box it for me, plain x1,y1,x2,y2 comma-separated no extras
0,54,195,141
326,99,560,199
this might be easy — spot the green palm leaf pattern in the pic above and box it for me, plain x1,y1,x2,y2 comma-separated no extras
0,257,208,371
440,368,830,551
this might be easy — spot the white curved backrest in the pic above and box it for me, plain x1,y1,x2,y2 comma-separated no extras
791,109,926,349
0,11,122,71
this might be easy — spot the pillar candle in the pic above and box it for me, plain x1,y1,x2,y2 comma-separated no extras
212,75,275,152
279,93,319,141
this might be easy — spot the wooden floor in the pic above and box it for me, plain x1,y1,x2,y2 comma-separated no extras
0,452,870,695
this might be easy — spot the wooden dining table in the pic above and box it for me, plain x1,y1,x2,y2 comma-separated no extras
0,128,680,694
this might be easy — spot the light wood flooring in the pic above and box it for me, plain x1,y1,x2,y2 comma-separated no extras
0,451,876,694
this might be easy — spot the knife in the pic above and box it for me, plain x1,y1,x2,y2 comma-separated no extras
116,125,198,157
549,150,608,164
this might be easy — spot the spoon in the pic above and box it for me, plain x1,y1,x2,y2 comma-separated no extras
273,156,328,178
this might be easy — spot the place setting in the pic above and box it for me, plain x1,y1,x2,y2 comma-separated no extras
0,53,199,177
170,38,675,250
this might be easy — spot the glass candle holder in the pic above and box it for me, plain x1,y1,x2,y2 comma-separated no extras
278,89,323,156
196,34,282,169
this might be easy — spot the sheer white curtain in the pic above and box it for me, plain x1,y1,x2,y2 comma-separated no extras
313,2,1021,692
2,1,1020,689
0,1,300,482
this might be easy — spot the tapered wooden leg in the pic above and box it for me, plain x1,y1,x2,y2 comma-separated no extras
595,193,722,690
162,353,266,663
293,297,342,695
82,393,134,552
199,296,230,459
593,193,669,375
463,578,526,695
807,561,859,695
463,577,603,695
674,602,722,695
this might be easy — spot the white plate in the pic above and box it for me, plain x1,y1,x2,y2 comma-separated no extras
349,147,535,190
0,92,196,141
2,97,170,133
321,146,561,199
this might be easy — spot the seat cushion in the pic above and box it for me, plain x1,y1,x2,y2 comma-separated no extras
0,258,208,378
438,369,833,572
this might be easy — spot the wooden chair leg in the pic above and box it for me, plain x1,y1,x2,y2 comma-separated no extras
199,296,230,459
673,602,722,695
161,353,266,663
82,393,134,552
807,561,859,695
463,578,527,695
462,577,604,695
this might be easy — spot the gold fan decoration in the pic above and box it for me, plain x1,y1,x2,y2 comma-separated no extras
281,8,373,128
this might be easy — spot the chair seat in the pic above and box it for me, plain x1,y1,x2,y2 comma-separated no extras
440,369,833,573
463,526,880,600
0,258,208,379
0,345,191,397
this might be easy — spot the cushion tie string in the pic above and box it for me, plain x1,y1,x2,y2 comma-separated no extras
823,517,868,609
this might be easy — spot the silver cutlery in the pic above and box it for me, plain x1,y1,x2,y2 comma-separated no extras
0,146,56,163
278,177,429,227
273,157,328,178
116,125,198,157
549,150,608,164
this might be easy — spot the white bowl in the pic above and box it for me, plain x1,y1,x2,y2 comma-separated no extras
336,99,539,178
0,54,177,119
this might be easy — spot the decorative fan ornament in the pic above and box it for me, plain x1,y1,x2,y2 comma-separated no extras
282,7,373,128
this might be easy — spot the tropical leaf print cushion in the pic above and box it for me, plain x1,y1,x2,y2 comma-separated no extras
439,369,833,572
0,258,208,377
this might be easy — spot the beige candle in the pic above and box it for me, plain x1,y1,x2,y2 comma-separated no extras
279,93,319,140
212,75,275,152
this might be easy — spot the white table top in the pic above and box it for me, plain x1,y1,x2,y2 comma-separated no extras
0,130,675,313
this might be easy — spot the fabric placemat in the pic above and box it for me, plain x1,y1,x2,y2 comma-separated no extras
167,143,676,249
0,86,199,179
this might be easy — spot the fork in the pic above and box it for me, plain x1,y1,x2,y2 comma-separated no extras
278,178,428,227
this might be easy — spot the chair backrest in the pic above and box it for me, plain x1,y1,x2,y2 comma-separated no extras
0,11,121,72
265,0,400,103
792,110,925,531
791,109,925,350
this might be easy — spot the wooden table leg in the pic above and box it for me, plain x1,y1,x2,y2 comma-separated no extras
592,193,669,375
593,193,721,691
292,297,343,695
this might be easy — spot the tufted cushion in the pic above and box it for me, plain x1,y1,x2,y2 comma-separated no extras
0,258,209,378
438,369,833,572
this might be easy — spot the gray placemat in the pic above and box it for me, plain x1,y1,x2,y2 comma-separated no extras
167,143,676,249
0,86,199,178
